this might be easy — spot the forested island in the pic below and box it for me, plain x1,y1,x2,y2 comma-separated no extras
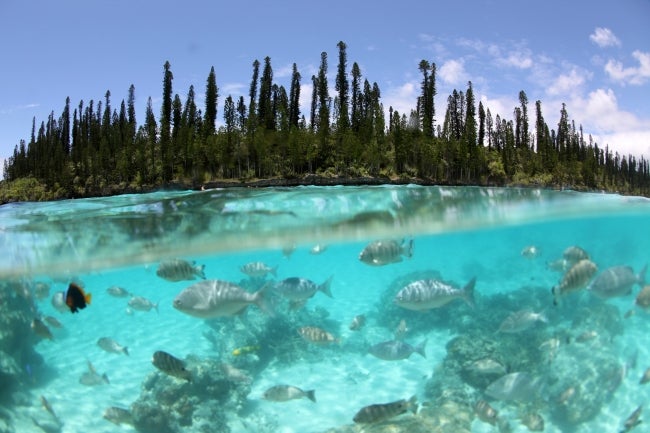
2,41,649,202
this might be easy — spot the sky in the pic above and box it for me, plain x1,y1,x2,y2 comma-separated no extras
1,0,649,174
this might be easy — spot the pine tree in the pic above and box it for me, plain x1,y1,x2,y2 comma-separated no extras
288,63,301,128
204,66,218,136
335,41,350,132
160,61,174,182
258,57,274,130
350,62,362,132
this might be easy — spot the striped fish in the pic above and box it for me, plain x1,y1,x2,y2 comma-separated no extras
151,351,191,382
353,395,418,424
394,277,476,311
552,259,597,305
297,326,338,345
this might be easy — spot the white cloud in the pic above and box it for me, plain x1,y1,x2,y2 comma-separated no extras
439,59,468,85
497,48,533,69
604,50,650,85
383,81,419,116
589,27,621,48
546,68,588,97
221,83,246,97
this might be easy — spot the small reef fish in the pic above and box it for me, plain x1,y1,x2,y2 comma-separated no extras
219,363,252,383
156,258,206,282
79,361,109,386
547,258,571,273
281,244,296,259
521,245,540,259
621,405,643,433
575,330,598,343
639,367,650,385
353,395,418,424
485,372,541,403
240,262,278,278
521,412,545,432
173,280,269,318
40,395,58,421
498,310,547,333
539,337,561,363
97,337,129,356
273,276,333,309
563,246,590,263
552,259,597,305
635,285,650,309
232,345,260,356
106,286,131,298
557,385,579,405
297,326,339,345
50,291,69,314
359,239,414,266
65,283,91,313
103,406,134,426
31,319,54,340
474,399,499,426
394,319,408,340
466,358,507,376
43,316,63,329
368,339,427,361
587,265,647,299
349,314,366,331
151,350,191,382
394,277,476,311
33,282,51,300
128,296,159,313
262,385,316,403
310,244,328,255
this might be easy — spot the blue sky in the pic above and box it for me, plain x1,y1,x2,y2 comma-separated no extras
1,0,649,172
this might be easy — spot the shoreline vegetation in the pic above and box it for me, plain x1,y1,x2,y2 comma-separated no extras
2,40,649,203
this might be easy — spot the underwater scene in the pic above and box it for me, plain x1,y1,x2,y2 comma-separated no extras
1,185,650,433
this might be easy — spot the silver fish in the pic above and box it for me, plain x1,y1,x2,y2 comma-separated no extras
297,326,339,345
466,358,507,376
485,372,541,402
262,385,316,402
359,239,413,266
151,350,191,382
156,259,206,282
394,319,408,340
128,296,158,312
547,258,572,273
50,291,68,313
498,310,547,333
621,405,643,433
79,361,109,386
588,265,646,299
97,337,129,356
475,399,499,426
394,277,476,311
310,244,328,255
173,279,269,318
103,406,133,426
43,316,63,329
106,286,131,297
349,314,366,331
552,259,597,305
31,319,54,340
563,246,590,263
273,276,333,308
640,367,650,385
521,412,545,432
220,363,252,383
353,395,418,424
368,339,426,361
240,262,278,278
521,245,540,259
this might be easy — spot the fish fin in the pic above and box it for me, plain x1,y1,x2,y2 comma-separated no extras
196,264,206,279
254,287,275,316
85,292,92,305
319,276,334,298
271,265,279,277
123,347,129,356
403,239,414,259
463,277,477,308
305,390,317,403
551,286,560,306
102,373,110,384
415,339,427,359
408,395,418,414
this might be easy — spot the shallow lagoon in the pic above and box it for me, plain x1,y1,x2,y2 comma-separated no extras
1,185,650,433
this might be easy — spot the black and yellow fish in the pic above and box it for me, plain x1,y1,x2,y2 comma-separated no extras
66,283,92,313
232,345,260,356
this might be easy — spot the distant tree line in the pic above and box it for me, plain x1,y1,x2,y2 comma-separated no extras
3,40,650,199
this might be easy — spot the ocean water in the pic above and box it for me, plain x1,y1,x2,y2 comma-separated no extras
1,185,650,433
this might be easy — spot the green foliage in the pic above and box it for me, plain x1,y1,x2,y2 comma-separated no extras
3,41,650,202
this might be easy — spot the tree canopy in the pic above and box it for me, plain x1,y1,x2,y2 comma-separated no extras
3,42,649,201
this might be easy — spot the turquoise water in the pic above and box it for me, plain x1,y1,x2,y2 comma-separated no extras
1,185,650,433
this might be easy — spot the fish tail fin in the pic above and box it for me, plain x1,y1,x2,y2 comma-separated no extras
415,339,427,359
319,275,334,298
196,264,206,279
638,264,647,286
85,292,92,305
305,390,317,403
408,395,418,414
403,239,414,259
123,347,129,356
154,302,159,314
102,373,110,384
463,277,477,308
271,265,279,277
254,285,275,316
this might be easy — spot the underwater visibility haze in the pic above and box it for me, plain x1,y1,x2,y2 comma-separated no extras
1,185,650,433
